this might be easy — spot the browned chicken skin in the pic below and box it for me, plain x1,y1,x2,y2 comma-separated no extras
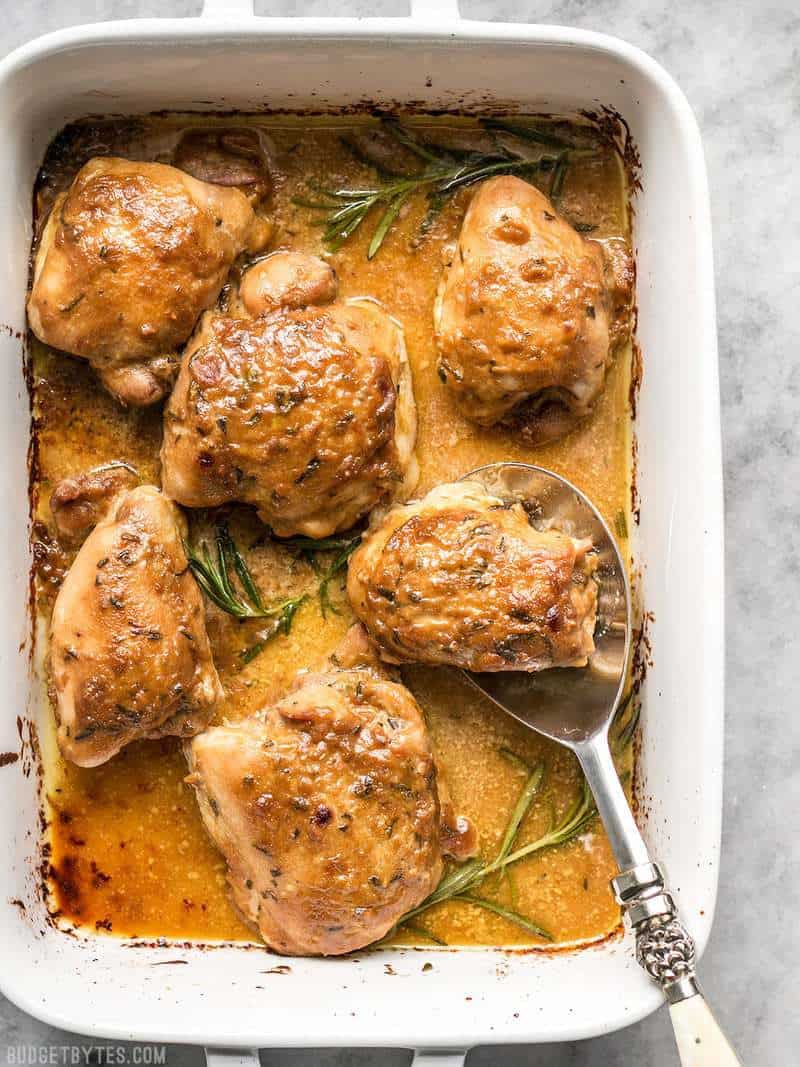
329,624,478,862
49,462,140,543
27,157,271,407
185,628,444,955
434,175,632,443
239,250,337,314
50,482,222,768
347,481,598,672
161,254,417,538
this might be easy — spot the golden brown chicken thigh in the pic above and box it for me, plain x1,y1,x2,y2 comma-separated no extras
347,481,598,672
161,253,417,538
28,157,271,407
185,629,443,956
50,481,222,768
435,175,632,443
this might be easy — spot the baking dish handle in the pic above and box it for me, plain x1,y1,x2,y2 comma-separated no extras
412,1052,468,1067
203,1048,467,1065
204,1049,260,1067
199,0,462,20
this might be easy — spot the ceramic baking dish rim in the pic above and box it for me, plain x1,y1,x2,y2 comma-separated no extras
0,9,723,1052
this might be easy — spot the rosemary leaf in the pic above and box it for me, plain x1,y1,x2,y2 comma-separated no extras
279,534,361,553
212,534,232,600
187,560,236,615
460,895,553,941
278,594,307,635
382,118,443,164
227,535,266,611
400,921,448,946
401,858,487,923
494,761,545,868
317,537,361,618
368,190,411,259
240,641,265,665
492,778,597,871
550,153,569,200
498,746,534,773
482,118,580,151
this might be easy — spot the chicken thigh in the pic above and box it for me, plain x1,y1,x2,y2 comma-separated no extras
50,480,222,768
185,627,444,955
435,175,633,443
161,252,417,538
28,157,271,407
347,481,598,672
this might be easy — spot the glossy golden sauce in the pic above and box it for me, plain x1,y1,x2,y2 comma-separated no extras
33,116,633,949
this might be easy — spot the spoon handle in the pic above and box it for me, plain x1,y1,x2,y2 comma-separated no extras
574,736,743,1065
669,993,743,1066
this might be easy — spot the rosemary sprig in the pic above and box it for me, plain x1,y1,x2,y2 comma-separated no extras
186,526,307,626
484,775,597,874
278,533,361,618
318,539,360,618
393,690,641,946
399,760,552,939
294,118,591,258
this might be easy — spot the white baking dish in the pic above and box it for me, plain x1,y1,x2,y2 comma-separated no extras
0,0,722,1057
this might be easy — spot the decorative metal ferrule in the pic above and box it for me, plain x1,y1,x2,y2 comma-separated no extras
611,862,700,1004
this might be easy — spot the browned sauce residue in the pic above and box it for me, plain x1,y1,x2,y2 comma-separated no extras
32,115,634,949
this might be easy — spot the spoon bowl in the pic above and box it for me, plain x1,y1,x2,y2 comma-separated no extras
460,462,631,745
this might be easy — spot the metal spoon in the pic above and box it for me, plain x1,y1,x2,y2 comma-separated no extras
461,462,741,1067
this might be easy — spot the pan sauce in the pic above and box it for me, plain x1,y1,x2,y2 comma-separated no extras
33,115,633,949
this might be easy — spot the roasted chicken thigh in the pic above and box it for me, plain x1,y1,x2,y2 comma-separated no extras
435,175,632,443
347,481,598,672
185,627,444,955
28,157,271,406
161,253,417,538
50,480,222,768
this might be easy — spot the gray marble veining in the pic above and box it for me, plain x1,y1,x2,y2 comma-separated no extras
2,1,797,1064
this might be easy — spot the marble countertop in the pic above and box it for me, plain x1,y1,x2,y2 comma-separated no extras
2,1,796,1065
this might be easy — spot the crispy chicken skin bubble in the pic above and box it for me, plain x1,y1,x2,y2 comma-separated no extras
347,481,598,672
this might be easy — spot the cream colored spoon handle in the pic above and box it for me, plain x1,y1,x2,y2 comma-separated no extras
670,993,743,1066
